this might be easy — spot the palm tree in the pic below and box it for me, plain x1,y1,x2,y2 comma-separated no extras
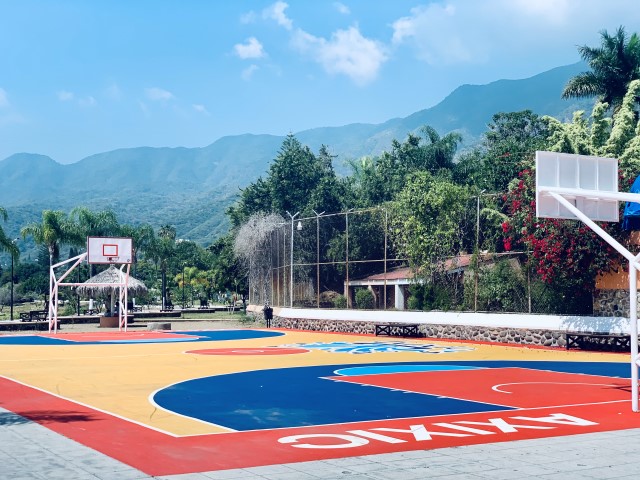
562,26,640,111
21,210,81,271
0,207,19,261
70,207,120,276
70,207,119,239
149,224,176,309
118,223,155,268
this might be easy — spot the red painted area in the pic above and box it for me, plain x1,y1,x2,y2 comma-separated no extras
186,347,309,355
1,375,640,476
330,368,631,408
39,331,199,342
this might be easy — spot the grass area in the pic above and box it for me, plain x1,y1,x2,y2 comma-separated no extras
0,301,45,321
1,303,259,325
174,311,256,324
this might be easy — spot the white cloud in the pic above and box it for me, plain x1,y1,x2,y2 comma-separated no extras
242,64,259,81
389,0,640,68
291,26,388,86
263,1,293,30
234,37,266,59
78,96,97,107
391,3,484,65
57,90,74,102
192,104,210,115
145,87,174,101
240,10,257,24
138,100,150,117
509,0,571,25
105,83,122,101
334,2,350,15
0,88,8,107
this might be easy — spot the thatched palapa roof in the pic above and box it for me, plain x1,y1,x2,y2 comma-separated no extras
76,265,148,296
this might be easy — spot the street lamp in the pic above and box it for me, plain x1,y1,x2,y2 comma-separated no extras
312,210,324,308
286,211,299,307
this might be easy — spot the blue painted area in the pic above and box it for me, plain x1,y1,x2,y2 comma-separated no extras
153,360,630,431
334,364,483,376
0,335,75,346
153,362,513,431
0,330,284,345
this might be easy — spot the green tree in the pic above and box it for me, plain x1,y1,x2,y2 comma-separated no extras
503,82,640,296
478,110,551,193
21,210,81,270
70,207,120,275
348,127,463,207
227,137,343,226
562,26,640,112
268,134,328,215
208,235,245,295
148,224,176,309
0,207,19,260
390,172,472,275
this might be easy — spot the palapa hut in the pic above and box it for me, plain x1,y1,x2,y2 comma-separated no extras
77,265,148,314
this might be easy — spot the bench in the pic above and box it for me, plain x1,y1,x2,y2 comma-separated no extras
161,304,174,312
19,310,48,322
565,332,631,351
375,323,421,338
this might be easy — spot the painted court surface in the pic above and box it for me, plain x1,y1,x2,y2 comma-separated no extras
0,328,638,476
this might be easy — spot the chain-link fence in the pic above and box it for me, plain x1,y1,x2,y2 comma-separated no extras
247,201,593,315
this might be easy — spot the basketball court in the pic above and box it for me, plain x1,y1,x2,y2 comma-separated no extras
3,154,640,476
0,327,639,476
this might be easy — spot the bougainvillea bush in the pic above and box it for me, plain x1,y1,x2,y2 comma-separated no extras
501,169,619,291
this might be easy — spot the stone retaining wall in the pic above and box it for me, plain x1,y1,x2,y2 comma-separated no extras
249,311,567,348
593,289,637,317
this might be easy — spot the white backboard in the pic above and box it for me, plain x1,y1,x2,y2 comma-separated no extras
535,151,619,222
87,237,133,264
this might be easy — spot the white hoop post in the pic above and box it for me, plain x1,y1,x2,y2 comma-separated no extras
48,267,56,333
545,191,640,411
631,260,639,412
118,264,130,332
48,252,88,333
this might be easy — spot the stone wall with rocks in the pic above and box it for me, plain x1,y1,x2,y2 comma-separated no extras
593,289,637,317
249,311,566,348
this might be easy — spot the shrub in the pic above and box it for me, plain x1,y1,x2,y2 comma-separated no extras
333,294,347,309
407,296,420,310
355,289,374,309
61,302,77,316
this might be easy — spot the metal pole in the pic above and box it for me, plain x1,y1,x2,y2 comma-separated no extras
384,209,388,310
10,253,14,321
286,211,299,308
474,193,482,312
182,267,185,309
631,259,639,412
346,210,350,309
313,210,324,308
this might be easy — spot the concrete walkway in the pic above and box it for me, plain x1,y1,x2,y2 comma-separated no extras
2,406,640,480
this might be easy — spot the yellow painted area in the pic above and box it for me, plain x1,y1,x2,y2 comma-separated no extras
0,329,628,436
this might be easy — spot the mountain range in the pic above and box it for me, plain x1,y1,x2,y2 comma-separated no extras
0,61,593,249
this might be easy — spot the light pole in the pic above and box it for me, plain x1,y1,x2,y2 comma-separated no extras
10,238,18,321
286,211,299,307
312,210,324,308
181,264,186,309
474,191,485,312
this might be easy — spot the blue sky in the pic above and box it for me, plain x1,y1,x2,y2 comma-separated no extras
0,0,639,164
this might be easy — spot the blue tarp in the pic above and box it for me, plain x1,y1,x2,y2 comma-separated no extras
623,176,640,230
